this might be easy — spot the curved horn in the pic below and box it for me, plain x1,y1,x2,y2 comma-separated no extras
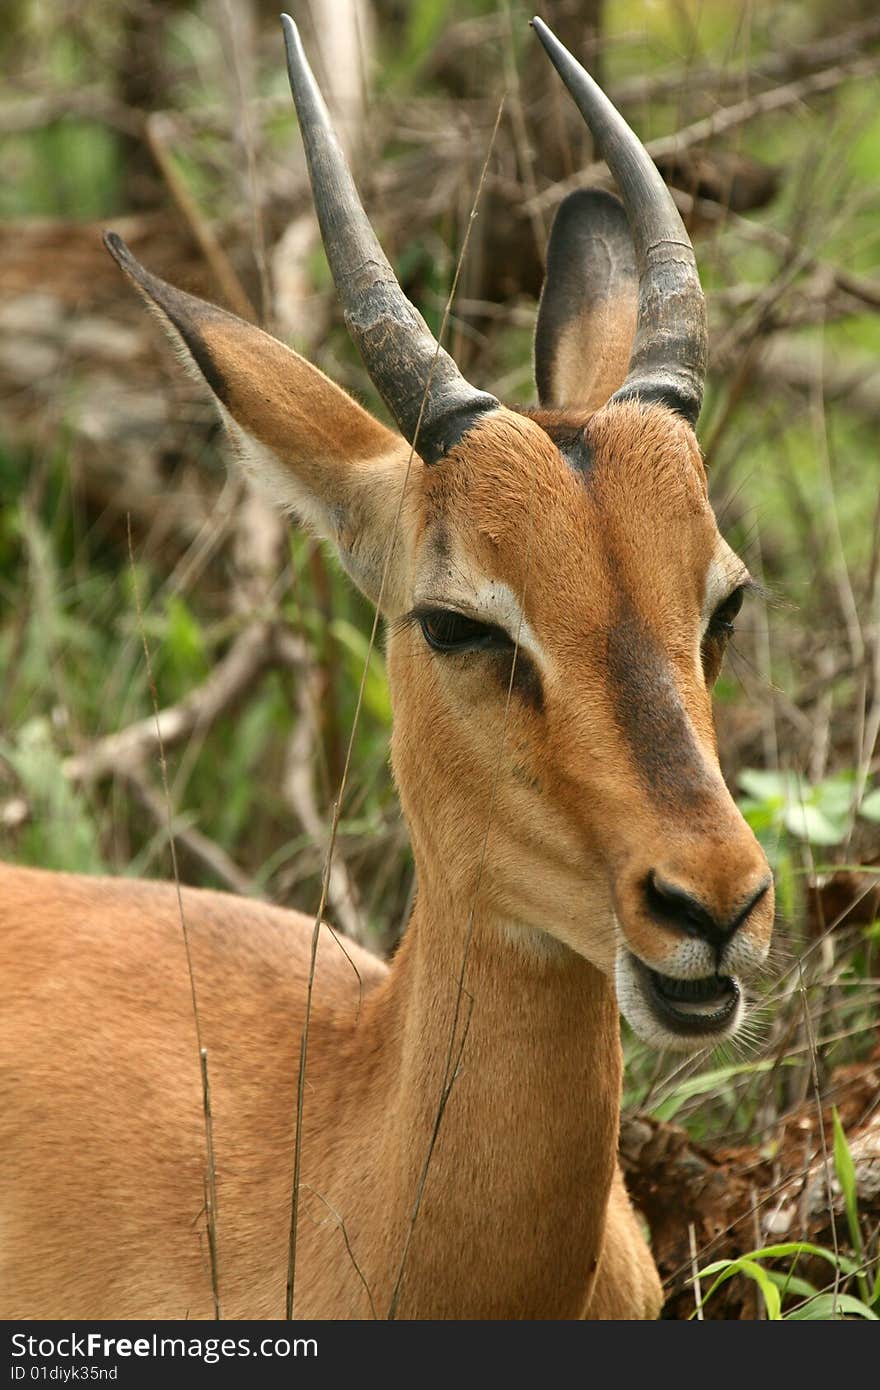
281,15,497,463
531,17,707,426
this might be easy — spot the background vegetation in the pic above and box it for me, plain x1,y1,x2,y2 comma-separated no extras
1,0,878,1318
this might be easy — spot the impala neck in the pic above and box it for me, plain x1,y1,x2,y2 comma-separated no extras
374,870,622,1319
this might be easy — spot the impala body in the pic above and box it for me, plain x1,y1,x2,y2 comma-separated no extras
0,18,773,1319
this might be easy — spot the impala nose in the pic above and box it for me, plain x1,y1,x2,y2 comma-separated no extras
644,870,772,952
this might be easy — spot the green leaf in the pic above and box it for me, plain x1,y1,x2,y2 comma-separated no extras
774,846,798,920
695,1257,782,1319
832,1108,859,1238
832,1107,869,1303
0,719,104,874
701,1241,859,1275
163,594,207,680
785,1293,878,1320
813,772,856,818
858,787,880,822
739,798,782,834
764,1270,819,1300
738,768,798,804
330,618,391,726
651,1059,795,1122
783,801,846,846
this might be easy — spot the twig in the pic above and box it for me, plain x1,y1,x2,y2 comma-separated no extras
796,954,842,1318
218,0,273,327
299,1185,377,1319
285,94,506,1324
282,668,366,945
64,623,279,783
743,339,880,423
527,54,880,217
145,111,256,321
501,0,547,266
688,1223,704,1320
675,191,880,315
611,14,880,108
200,1046,222,1320
749,1184,763,1319
389,100,538,1321
123,768,265,899
0,88,146,137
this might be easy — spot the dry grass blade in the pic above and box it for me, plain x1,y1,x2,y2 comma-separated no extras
125,516,222,1320
145,111,255,322
285,93,506,1325
689,1222,704,1319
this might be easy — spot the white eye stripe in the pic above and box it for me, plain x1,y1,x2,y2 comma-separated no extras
701,549,750,640
414,577,547,668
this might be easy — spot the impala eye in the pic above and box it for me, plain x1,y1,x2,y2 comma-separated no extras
418,609,511,653
708,586,745,639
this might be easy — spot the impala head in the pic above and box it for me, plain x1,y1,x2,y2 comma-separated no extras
103,16,773,1052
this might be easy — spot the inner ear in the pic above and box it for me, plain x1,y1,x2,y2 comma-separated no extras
534,189,638,412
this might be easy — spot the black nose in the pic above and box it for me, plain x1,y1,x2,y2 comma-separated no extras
644,872,770,950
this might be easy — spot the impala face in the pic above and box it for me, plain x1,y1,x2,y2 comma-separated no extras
390,403,773,1052
104,16,774,1053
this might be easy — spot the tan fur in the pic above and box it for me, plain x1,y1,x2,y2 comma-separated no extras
0,265,771,1320
1,864,660,1320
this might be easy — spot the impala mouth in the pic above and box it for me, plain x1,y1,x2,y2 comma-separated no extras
616,949,744,1049
645,965,739,1033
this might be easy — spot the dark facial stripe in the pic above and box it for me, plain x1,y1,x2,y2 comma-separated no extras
547,427,593,478
606,600,711,809
508,649,544,714
514,408,594,478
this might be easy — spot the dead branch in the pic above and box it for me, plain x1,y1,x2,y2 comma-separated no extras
672,189,880,314
528,54,880,217
124,768,265,899
0,88,145,138
748,340,880,423
63,622,282,783
278,631,367,946
145,112,256,321
231,485,290,614
611,13,880,108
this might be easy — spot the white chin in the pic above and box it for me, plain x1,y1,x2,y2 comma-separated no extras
615,947,745,1053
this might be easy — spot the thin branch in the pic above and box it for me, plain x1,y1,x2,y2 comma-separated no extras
145,111,256,322
674,190,880,315
527,54,880,217
64,623,281,783
123,768,265,899
282,663,366,945
688,1223,704,1320
0,88,146,137
611,14,880,107
299,1185,378,1319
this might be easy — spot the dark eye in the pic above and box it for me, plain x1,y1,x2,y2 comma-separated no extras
708,586,745,639
419,609,511,653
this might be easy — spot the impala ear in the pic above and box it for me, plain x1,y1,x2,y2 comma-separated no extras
103,233,414,610
534,189,638,411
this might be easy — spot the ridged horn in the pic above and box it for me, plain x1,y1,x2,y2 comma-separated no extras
531,16,708,426
281,14,498,463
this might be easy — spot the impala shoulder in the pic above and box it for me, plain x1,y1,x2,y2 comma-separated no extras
0,862,387,1000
